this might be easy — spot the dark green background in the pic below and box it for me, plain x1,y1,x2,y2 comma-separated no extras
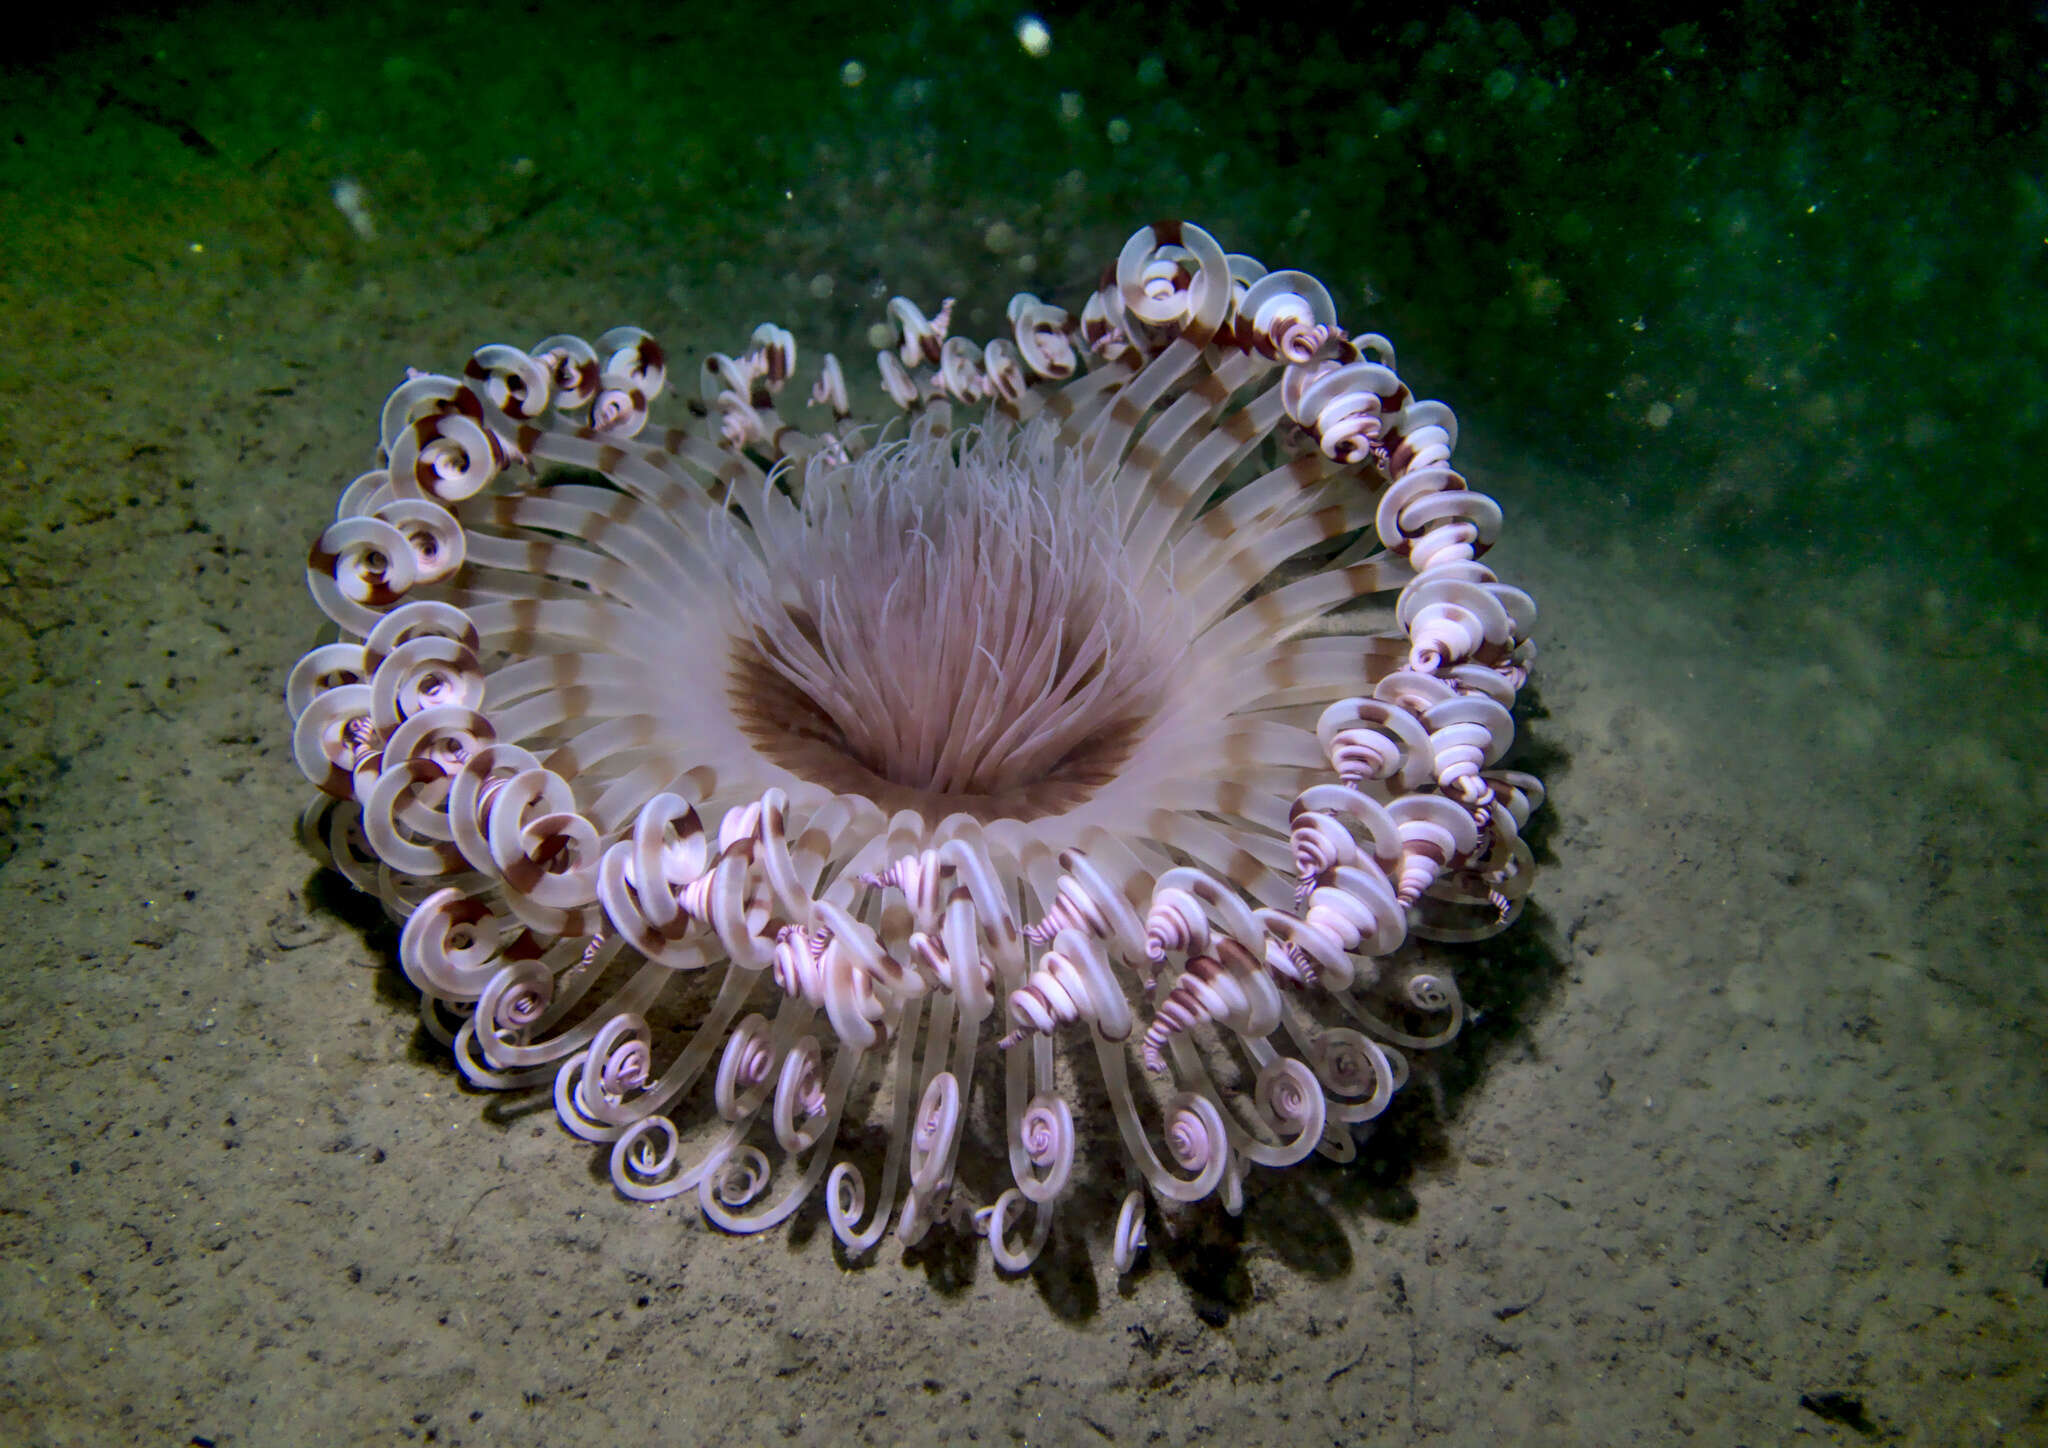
8,0,2042,584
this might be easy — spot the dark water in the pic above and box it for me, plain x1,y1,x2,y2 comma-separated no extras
2,3,2043,1443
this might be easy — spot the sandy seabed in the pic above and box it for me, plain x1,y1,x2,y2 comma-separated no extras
3,96,2045,1448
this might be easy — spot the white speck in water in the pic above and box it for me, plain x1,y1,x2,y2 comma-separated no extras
331,178,377,241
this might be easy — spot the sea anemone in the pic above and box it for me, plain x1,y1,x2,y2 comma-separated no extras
286,220,1544,1272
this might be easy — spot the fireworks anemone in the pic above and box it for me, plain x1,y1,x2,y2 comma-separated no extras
286,220,1544,1272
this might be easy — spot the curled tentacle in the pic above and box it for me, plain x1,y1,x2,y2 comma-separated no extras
896,1070,964,1247
1388,794,1482,907
1112,1189,1148,1274
877,349,922,411
371,498,466,586
747,322,797,394
597,325,667,400
981,338,1027,404
815,900,918,1038
630,792,708,929
610,1115,690,1202
1142,886,1209,971
771,923,830,1006
291,680,382,801
485,767,602,910
771,1036,829,1153
570,1012,653,1125
1285,359,1402,465
976,1187,1052,1273
473,956,559,1067
387,409,498,504
1406,969,1456,1014
1079,285,1131,360
1399,573,1512,673
363,598,482,667
1257,861,1403,992
1287,809,1361,899
378,372,464,455
360,751,464,876
369,634,485,734
1314,1028,1392,1100
1140,939,1281,1073
1314,697,1433,791
464,343,552,420
1349,969,1465,1052
1027,848,1146,960
1116,220,1231,338
702,349,756,425
870,836,1014,1017
887,296,953,368
399,887,505,998
810,352,849,416
706,1146,773,1215
1008,293,1077,379
1246,1055,1327,1167
1156,1091,1231,1202
1013,1092,1075,1203
1423,693,1514,813
1241,268,1339,365
937,336,987,404
285,642,372,723
530,333,601,413
1143,867,1261,961
712,1013,778,1121
906,906,998,1020
378,707,491,820
771,919,893,1052
307,515,416,634
590,375,651,437
999,927,1131,1048
597,841,707,970
1487,769,1547,829
863,848,945,930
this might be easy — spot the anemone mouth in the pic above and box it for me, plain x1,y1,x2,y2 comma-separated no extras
718,414,1186,824
725,641,1150,824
